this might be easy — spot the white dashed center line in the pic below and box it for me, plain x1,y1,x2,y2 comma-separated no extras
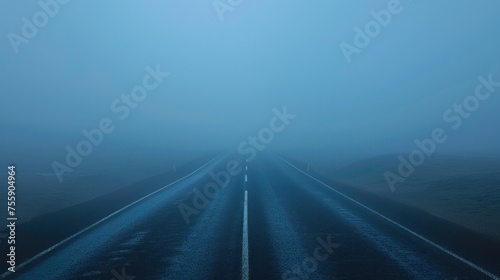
242,190,249,280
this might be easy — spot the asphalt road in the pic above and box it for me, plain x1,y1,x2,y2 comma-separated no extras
4,154,500,280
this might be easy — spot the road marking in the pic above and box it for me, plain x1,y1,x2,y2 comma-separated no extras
277,156,500,280
1,154,225,277
245,174,248,182
242,190,249,280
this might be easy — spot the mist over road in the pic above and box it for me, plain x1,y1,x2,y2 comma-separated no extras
5,154,500,280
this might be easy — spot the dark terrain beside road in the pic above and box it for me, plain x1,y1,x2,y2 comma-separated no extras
0,153,217,270
281,154,500,278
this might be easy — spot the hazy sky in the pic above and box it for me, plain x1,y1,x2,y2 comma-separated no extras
1,0,500,170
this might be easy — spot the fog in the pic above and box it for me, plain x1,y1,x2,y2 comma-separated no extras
2,0,500,173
